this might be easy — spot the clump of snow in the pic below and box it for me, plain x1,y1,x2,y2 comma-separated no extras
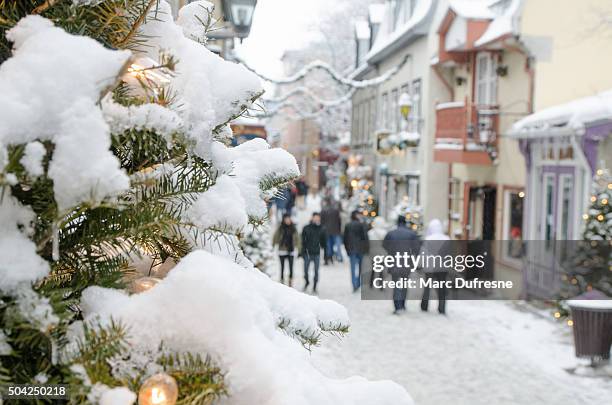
475,0,523,47
20,141,46,177
177,0,215,43
211,138,299,219
0,330,11,355
355,20,370,40
72,0,105,6
48,103,130,210
15,285,59,332
0,16,131,210
449,0,494,20
102,97,183,142
0,194,49,292
186,174,248,231
137,0,263,159
567,300,612,310
98,386,137,405
79,250,411,405
34,373,49,383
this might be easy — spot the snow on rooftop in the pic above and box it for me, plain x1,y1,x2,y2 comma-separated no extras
355,20,371,40
369,4,385,24
366,0,433,62
474,0,523,47
449,0,494,19
510,89,612,135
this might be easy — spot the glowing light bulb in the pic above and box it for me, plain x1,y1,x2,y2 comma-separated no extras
518,191,525,198
129,277,162,294
582,214,589,220
138,373,178,405
597,214,604,221
567,319,574,327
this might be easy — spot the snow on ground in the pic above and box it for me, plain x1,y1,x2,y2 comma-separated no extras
266,202,612,405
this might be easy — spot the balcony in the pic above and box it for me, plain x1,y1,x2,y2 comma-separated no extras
434,101,499,165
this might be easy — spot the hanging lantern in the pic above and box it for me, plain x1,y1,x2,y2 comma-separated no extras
138,373,178,405
129,277,162,294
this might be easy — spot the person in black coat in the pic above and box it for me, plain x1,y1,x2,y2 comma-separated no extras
343,210,369,292
383,216,420,314
272,214,301,286
320,199,343,265
301,212,326,293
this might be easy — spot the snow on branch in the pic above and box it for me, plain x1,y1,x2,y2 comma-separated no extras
79,250,412,405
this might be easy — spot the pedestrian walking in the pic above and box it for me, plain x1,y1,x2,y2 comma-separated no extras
295,178,308,209
343,210,369,292
367,216,388,287
272,214,300,287
301,212,326,293
420,219,450,315
321,199,343,265
383,216,420,314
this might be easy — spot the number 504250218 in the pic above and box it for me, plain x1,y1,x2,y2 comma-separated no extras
1,384,69,400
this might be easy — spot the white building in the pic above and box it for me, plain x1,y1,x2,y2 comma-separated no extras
351,0,449,225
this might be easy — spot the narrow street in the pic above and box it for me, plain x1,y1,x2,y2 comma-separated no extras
266,204,612,405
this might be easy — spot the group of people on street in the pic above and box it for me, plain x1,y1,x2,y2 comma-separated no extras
272,193,450,315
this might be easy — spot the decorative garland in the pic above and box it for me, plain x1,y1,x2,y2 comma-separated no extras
238,54,411,88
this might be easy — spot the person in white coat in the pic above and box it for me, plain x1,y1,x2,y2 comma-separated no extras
420,219,450,314
367,217,388,287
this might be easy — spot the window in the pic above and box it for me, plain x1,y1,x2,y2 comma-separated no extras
364,102,369,144
502,189,524,261
351,104,358,145
412,79,422,132
400,83,410,130
391,88,399,132
475,52,498,105
449,178,461,220
407,176,420,206
369,98,376,136
541,174,555,241
360,103,366,144
381,93,388,129
393,0,415,29
557,175,573,240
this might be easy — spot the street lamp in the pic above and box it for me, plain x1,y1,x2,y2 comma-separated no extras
225,0,257,38
399,92,412,120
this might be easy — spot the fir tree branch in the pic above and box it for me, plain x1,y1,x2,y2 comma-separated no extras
115,0,157,48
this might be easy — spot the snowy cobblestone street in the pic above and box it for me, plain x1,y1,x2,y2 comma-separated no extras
264,204,612,405
270,258,612,405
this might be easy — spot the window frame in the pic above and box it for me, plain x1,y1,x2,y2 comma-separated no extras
475,52,498,106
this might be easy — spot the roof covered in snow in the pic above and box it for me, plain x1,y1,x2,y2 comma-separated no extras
449,0,495,19
365,0,435,64
509,89,612,137
474,0,523,47
355,20,371,40
369,4,385,24
442,0,523,49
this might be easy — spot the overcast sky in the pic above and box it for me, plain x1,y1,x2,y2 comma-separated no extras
235,0,332,77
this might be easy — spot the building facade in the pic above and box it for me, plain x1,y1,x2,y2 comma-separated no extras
351,0,449,224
